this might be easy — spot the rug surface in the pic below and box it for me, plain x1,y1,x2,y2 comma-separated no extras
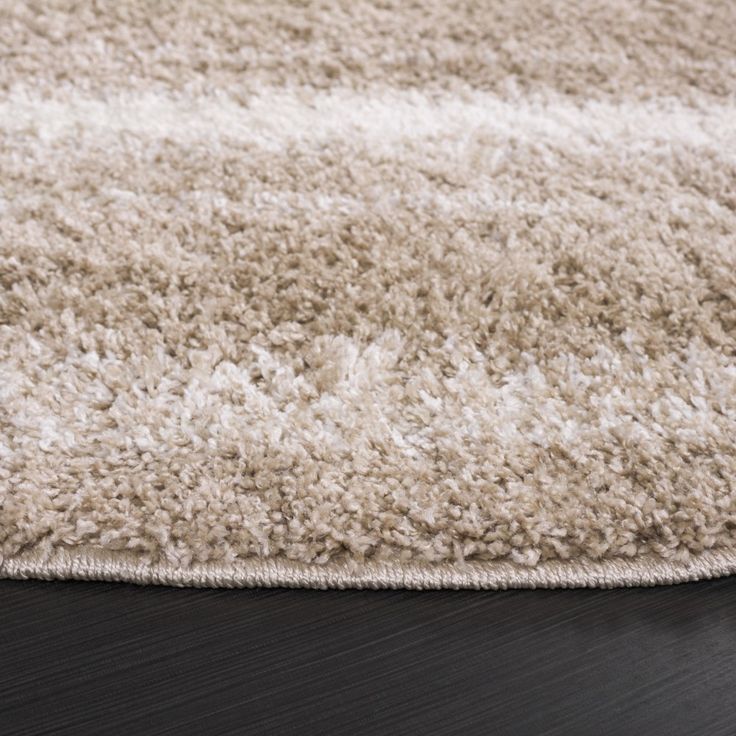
1,1,735,589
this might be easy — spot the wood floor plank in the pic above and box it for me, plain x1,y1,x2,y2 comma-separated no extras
2,578,736,735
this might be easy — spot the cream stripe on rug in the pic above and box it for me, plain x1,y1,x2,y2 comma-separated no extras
1,1,735,589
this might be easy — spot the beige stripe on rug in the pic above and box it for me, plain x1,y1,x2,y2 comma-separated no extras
1,1,735,589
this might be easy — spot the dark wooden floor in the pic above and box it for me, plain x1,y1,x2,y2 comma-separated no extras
2,575,736,736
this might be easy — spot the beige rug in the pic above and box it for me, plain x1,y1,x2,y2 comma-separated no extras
1,1,735,589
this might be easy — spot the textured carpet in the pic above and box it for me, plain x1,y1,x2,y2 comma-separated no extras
1,1,735,589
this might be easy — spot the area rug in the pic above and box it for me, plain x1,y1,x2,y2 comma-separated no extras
1,1,735,589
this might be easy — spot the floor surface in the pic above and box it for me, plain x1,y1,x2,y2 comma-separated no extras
2,575,736,735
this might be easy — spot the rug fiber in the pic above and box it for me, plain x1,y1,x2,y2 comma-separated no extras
1,1,735,588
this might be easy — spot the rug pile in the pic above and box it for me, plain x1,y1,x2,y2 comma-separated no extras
1,1,735,588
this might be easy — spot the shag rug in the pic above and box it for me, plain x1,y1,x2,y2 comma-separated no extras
1,1,735,590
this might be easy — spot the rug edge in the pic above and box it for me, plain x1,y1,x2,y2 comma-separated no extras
2,546,735,589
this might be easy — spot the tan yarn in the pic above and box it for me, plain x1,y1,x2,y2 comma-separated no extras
1,1,735,588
